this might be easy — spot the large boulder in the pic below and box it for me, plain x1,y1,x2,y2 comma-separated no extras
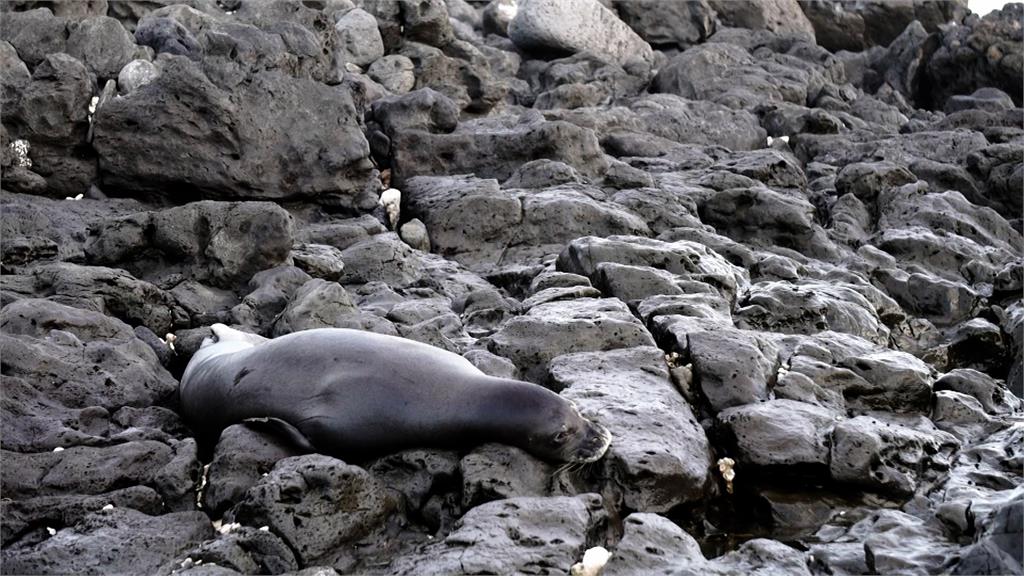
1,299,178,452
611,0,715,50
93,56,377,208
509,0,654,69
551,347,713,511
228,454,397,564
923,5,1023,110
86,201,294,291
387,494,607,575
708,0,815,40
0,508,213,576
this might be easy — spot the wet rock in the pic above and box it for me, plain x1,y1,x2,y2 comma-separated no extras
2,440,197,508
399,0,454,47
0,8,69,67
27,262,188,333
0,508,213,576
230,266,311,333
699,185,837,259
93,57,377,208
799,0,968,52
932,390,1004,444
550,347,713,511
835,160,917,206
838,349,934,413
680,538,811,576
403,176,648,270
368,449,460,529
509,0,654,69
683,327,778,412
557,235,748,303
604,513,705,575
945,87,1017,114
830,415,959,496
66,16,137,80
290,244,346,282
954,494,1023,575
946,318,1007,376
488,297,655,384
387,494,607,575
229,454,397,564
718,399,836,468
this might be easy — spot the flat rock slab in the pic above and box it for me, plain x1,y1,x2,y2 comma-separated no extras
550,346,712,511
0,508,213,576
387,494,607,575
488,297,655,384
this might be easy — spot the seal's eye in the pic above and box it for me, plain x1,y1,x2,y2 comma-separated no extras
553,428,573,444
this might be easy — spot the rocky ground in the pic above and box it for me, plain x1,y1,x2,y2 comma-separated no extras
1,0,1022,574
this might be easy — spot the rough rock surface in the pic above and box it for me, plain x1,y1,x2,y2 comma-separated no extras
1,1,1021,574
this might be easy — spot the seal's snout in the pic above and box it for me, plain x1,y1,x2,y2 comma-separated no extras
574,420,612,463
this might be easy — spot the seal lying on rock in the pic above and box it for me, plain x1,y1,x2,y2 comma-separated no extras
180,324,612,463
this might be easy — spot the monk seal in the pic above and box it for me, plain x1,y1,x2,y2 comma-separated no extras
180,324,611,463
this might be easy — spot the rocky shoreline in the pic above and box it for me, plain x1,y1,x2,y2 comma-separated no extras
1,0,1022,574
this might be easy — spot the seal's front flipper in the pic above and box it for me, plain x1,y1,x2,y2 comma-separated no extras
242,417,319,454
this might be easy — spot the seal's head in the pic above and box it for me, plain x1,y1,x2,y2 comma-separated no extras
524,401,612,464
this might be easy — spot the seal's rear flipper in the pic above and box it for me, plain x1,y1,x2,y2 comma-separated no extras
242,417,318,454
211,324,270,346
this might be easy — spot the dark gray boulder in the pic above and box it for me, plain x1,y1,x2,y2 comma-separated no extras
1,52,96,197
203,423,306,517
390,115,609,187
387,494,607,575
0,8,69,67
830,415,959,496
488,297,655,384
923,5,1023,110
86,200,294,292
66,16,137,80
604,513,706,575
93,56,377,208
1,486,162,547
550,347,713,511
172,526,299,576
1,508,213,576
228,454,398,564
718,399,836,468
0,299,178,449
612,0,715,50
